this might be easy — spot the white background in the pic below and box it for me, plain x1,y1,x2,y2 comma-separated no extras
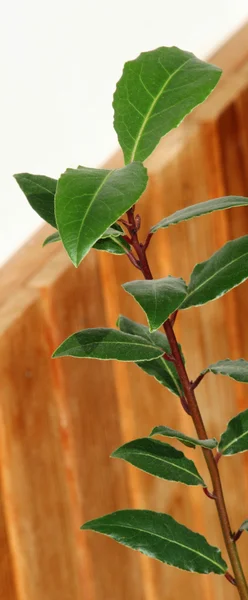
1,0,248,266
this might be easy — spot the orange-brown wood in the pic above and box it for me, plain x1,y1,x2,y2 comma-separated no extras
1,23,248,600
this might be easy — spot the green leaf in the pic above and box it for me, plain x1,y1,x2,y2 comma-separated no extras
14,173,57,228
81,509,227,574
101,224,124,238
94,235,130,255
123,277,187,331
238,520,248,533
112,437,205,486
55,163,147,266
202,359,248,384
181,235,248,309
151,196,248,232
113,47,221,164
43,232,61,247
219,409,248,456
150,425,218,450
52,327,164,362
117,315,183,397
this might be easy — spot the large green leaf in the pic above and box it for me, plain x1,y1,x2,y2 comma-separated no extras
117,315,183,397
150,425,217,450
219,409,248,456
14,173,57,227
55,163,147,266
81,509,227,574
53,328,164,362
181,235,248,309
151,196,248,232
202,359,248,384
113,47,221,164
123,277,187,331
112,437,205,486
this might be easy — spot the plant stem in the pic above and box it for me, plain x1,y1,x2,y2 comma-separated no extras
126,211,248,599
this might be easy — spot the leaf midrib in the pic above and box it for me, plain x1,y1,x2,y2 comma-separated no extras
157,355,182,394
118,447,203,483
22,177,55,197
221,427,248,454
130,57,191,161
93,521,225,571
76,169,114,263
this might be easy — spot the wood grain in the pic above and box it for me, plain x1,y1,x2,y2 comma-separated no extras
1,23,248,600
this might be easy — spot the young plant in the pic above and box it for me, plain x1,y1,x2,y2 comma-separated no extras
15,46,248,599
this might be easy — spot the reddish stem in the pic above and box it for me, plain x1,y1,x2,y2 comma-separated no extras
225,572,237,586
170,310,178,327
233,530,243,543
203,487,217,500
191,373,206,390
180,395,191,416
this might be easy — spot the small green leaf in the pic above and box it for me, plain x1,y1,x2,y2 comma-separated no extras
181,235,248,309
239,520,248,533
113,47,221,164
150,425,218,450
81,509,227,574
55,163,147,266
123,277,187,331
117,315,183,397
101,224,124,238
43,232,61,247
14,173,57,227
219,409,248,456
53,327,164,362
202,359,248,384
151,196,248,232
94,235,130,255
112,437,205,486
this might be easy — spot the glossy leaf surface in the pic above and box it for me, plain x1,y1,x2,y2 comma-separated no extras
117,315,183,396
151,196,248,232
53,328,164,362
219,409,248,456
55,163,147,266
181,235,248,309
150,425,217,450
81,509,227,574
14,173,57,227
203,359,248,383
112,437,205,486
113,47,221,163
123,277,187,331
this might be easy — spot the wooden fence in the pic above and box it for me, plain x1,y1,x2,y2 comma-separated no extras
1,23,248,600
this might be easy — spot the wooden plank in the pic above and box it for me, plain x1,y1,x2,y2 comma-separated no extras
0,289,81,600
